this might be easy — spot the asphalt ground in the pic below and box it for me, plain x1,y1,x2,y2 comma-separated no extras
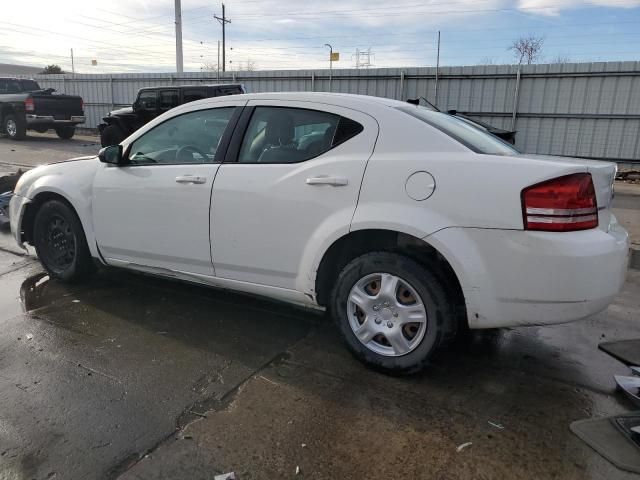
0,133,639,479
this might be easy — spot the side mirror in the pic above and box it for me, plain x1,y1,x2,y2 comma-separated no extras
98,145,123,165
447,109,457,115
132,101,139,111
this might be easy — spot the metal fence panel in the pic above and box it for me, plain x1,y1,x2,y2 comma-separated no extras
23,61,640,161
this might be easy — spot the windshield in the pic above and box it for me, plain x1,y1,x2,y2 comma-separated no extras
397,105,519,156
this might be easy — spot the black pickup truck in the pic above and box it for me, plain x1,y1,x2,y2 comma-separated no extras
0,78,85,140
98,83,245,146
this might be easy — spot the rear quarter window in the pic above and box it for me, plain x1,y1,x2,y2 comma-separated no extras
397,105,519,156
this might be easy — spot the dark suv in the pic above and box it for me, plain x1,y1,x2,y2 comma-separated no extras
98,83,245,146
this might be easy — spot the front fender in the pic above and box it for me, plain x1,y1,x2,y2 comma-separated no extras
21,161,101,259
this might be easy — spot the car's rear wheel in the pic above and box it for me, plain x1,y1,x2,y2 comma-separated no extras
100,125,124,147
330,251,457,374
33,200,95,282
3,114,27,140
55,126,76,139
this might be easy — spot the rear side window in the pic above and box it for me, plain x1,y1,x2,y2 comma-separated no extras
183,88,207,103
238,106,363,164
0,79,7,93
216,86,243,97
159,90,180,110
397,105,519,156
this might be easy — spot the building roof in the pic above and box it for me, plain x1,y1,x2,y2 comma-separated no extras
0,63,42,76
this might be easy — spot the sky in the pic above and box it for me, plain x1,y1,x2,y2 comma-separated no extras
1,0,639,73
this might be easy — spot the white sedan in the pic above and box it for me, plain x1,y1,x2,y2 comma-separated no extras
9,92,629,373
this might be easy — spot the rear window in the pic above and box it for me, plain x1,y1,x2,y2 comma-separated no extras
397,105,519,156
20,80,40,92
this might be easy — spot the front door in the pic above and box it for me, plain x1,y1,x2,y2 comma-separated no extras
93,102,242,277
210,100,378,290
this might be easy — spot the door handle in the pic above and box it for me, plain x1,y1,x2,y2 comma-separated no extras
175,175,206,184
306,176,348,186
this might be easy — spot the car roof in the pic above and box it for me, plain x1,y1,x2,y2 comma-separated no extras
138,83,243,92
186,91,408,110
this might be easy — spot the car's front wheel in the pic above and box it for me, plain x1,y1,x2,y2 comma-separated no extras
330,252,457,374
33,200,95,282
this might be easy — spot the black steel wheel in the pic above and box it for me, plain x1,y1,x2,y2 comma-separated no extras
33,200,95,282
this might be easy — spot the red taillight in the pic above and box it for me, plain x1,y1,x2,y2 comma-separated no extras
521,173,598,232
24,97,34,112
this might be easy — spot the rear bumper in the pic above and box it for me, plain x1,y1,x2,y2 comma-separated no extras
427,219,629,329
26,114,85,126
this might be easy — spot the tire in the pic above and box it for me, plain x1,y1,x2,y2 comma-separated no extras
329,252,457,374
3,114,27,140
100,124,124,147
33,200,95,282
55,126,75,139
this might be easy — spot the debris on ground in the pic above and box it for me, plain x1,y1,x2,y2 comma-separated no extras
488,421,504,429
456,442,473,452
214,473,236,480
295,465,300,475
615,375,640,408
25,333,33,340
72,300,80,303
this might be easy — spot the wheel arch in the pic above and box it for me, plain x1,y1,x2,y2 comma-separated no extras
314,228,467,327
20,189,101,261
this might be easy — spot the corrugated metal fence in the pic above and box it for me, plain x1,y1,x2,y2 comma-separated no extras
27,61,640,162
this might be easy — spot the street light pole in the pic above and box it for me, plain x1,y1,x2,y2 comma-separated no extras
324,43,333,91
175,0,184,73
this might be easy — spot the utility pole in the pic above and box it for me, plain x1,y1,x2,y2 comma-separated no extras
175,0,184,73
324,43,333,91
70,48,75,74
214,3,231,72
217,40,221,81
434,31,441,107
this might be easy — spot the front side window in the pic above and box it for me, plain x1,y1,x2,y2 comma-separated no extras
238,107,362,163
397,105,519,156
159,90,180,111
138,91,157,111
128,107,235,165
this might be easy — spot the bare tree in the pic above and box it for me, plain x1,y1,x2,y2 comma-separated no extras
201,62,219,72
478,56,496,65
238,58,257,71
509,35,544,65
549,54,571,64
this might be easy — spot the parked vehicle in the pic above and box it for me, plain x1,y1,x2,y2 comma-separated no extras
9,92,629,373
98,83,245,147
0,78,84,140
407,97,517,144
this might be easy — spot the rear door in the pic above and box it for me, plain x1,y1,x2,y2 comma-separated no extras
209,100,378,289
